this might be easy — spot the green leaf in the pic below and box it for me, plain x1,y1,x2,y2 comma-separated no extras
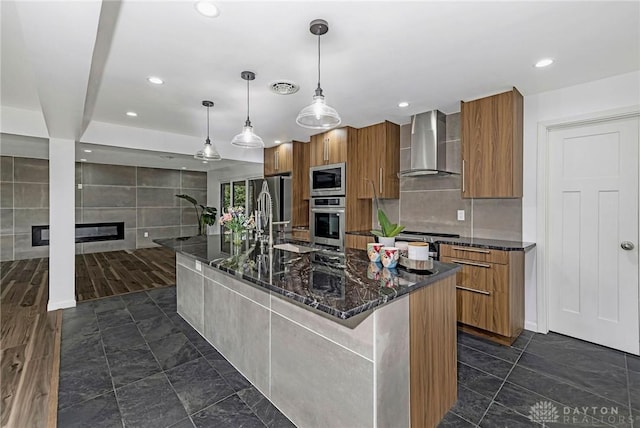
175,194,197,205
370,229,384,237
377,209,391,233
376,208,405,237
387,225,405,237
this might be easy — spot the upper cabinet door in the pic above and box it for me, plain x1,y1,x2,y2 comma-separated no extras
263,146,276,176
263,143,293,176
277,142,293,173
461,87,523,198
309,133,326,167
326,128,348,164
309,129,348,166
356,121,400,199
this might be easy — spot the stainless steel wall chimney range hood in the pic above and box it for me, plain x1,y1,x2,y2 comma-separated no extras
398,110,458,177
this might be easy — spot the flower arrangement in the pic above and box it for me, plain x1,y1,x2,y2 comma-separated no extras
219,206,255,233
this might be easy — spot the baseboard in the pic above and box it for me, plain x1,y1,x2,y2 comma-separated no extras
524,320,539,333
48,299,76,311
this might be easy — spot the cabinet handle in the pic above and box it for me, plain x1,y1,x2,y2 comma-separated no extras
456,286,491,296
462,159,465,193
275,152,279,170
324,139,329,161
452,246,491,254
451,259,491,268
379,168,383,193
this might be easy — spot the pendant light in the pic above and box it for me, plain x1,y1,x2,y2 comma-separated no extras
231,71,264,148
194,100,222,161
296,19,341,129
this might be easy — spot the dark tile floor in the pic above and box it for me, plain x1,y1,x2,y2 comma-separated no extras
441,329,639,428
58,286,639,428
57,287,294,428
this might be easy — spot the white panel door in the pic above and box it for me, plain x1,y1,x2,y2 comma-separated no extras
548,116,639,354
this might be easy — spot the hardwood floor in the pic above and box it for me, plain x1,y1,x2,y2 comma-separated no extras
0,246,177,428
74,247,176,301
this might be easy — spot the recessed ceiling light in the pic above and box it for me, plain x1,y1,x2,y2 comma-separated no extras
181,167,187,170
126,111,138,117
80,158,87,162
274,140,281,145
202,161,208,164
83,149,92,153
147,76,164,85
534,58,554,68
398,102,409,108
195,1,220,17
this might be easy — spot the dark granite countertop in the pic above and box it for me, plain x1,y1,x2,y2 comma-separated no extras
155,234,459,321
435,237,535,251
345,231,535,251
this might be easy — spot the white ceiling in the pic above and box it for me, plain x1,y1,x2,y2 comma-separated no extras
1,1,638,168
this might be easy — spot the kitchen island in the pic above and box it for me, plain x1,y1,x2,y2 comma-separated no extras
156,235,460,428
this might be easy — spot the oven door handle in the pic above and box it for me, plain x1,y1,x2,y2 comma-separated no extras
311,208,344,214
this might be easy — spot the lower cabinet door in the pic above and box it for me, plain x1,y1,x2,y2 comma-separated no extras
456,287,491,330
455,288,510,336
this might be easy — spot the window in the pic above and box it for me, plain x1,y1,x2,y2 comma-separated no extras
221,182,231,214
232,181,246,208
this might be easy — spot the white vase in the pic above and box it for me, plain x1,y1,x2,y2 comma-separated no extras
378,236,395,247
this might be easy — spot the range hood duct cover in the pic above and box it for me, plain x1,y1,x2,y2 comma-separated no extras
399,110,458,177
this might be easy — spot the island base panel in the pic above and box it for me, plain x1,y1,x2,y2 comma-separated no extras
410,275,457,428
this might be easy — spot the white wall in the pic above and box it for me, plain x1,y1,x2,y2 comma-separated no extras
522,70,640,331
206,162,263,234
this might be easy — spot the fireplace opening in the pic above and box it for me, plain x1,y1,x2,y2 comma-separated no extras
32,222,125,246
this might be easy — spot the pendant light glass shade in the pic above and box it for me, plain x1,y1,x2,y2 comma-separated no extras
195,100,221,161
231,124,264,148
296,19,341,130
231,71,264,148
296,94,341,129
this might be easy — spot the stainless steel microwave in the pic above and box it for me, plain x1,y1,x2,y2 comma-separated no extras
309,162,346,197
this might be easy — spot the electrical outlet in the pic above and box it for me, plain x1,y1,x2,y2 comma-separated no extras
195,261,202,272
143,232,149,237
77,183,83,189
457,210,465,221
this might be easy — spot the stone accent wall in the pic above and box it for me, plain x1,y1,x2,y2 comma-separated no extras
0,156,207,261
374,112,522,241
0,156,50,260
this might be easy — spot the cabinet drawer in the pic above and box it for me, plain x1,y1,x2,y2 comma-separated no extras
441,256,509,294
440,244,508,264
456,289,509,336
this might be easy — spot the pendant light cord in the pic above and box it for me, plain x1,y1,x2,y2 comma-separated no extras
245,79,251,127
205,105,211,144
315,34,323,96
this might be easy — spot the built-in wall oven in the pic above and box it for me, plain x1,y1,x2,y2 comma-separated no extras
310,197,345,249
310,163,346,197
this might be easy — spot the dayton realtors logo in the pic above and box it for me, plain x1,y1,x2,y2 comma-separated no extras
529,401,559,425
529,401,634,426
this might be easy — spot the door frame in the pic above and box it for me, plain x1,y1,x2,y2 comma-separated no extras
536,106,640,336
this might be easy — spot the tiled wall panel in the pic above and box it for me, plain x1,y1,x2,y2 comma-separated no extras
0,155,207,260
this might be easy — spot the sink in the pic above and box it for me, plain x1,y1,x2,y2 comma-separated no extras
273,243,316,254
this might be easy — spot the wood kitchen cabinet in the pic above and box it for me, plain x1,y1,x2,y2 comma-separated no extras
461,87,523,198
440,244,524,345
345,234,375,250
309,128,348,166
263,142,293,176
356,121,400,199
291,140,310,228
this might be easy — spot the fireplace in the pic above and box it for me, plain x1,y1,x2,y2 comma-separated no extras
32,222,125,246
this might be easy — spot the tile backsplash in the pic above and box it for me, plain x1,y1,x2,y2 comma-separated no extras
372,112,522,241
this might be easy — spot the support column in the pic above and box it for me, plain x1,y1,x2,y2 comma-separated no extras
48,138,76,310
